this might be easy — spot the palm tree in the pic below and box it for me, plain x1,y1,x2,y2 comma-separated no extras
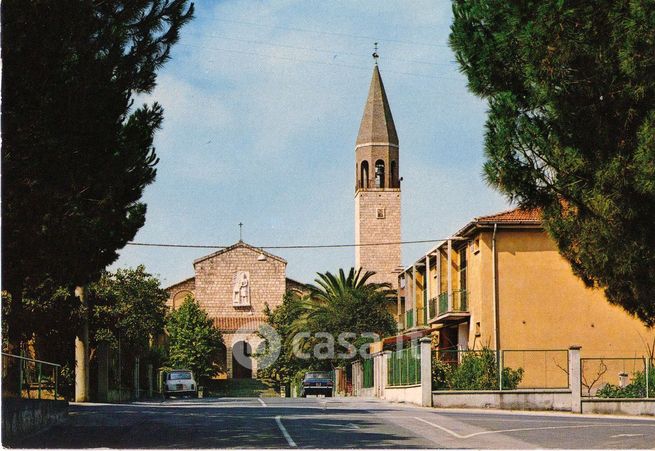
307,267,394,302
286,268,397,363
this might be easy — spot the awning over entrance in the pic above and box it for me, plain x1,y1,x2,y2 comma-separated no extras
369,328,433,353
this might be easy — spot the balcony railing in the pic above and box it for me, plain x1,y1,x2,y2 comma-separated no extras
429,290,469,319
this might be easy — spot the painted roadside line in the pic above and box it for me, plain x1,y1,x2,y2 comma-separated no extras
275,415,297,447
258,397,267,407
414,416,612,440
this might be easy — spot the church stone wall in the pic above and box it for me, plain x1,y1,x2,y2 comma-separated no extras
193,246,286,318
166,277,196,310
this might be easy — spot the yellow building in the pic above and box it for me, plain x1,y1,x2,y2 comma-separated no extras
397,208,654,364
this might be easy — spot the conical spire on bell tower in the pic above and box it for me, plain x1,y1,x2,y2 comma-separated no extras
356,61,398,147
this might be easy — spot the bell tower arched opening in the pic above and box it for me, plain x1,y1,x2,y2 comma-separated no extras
375,160,385,188
360,160,369,188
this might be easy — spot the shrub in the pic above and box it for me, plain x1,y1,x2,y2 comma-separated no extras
433,348,524,390
597,366,655,398
431,359,453,390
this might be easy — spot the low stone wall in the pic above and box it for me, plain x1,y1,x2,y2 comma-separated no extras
582,399,655,416
384,384,422,405
359,387,375,398
2,398,68,445
432,389,572,411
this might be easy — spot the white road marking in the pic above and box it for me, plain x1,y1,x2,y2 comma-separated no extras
414,416,609,439
413,416,467,439
611,433,644,438
275,415,297,448
258,397,267,407
312,422,361,430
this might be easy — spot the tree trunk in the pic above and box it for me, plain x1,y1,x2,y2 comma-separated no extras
75,286,89,402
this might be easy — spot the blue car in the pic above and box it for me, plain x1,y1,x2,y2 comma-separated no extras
301,371,333,397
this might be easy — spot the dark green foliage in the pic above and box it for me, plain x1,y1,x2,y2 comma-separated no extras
450,1,655,325
166,296,224,379
431,358,452,390
88,266,168,356
291,268,397,367
432,348,523,390
256,293,308,391
597,366,655,398
1,0,194,344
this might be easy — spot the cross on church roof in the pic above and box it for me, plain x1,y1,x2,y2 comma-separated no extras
238,222,243,241
372,42,379,64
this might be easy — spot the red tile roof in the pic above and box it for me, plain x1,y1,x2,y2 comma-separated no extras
213,316,268,333
454,207,542,237
476,208,541,223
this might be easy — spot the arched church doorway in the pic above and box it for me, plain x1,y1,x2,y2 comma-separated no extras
232,341,252,379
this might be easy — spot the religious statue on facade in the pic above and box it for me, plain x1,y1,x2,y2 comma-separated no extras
232,271,250,306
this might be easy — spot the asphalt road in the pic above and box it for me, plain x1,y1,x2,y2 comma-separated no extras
12,396,655,449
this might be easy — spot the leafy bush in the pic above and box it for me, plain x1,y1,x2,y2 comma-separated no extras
292,369,319,397
597,367,655,398
166,296,223,379
432,348,524,390
431,359,452,390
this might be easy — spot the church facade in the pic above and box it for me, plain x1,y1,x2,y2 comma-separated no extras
165,241,304,379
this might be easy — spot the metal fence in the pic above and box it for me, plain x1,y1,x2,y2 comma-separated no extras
388,346,421,386
580,357,652,398
502,349,569,389
362,358,374,389
1,352,61,400
432,349,569,390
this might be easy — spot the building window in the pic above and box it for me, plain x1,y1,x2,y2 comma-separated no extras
376,207,385,219
375,160,385,188
459,247,467,292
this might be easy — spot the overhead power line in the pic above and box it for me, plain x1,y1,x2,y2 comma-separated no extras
126,239,446,250
182,32,455,68
202,17,450,48
179,44,458,81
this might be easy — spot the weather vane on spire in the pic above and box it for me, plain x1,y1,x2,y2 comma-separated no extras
372,42,379,64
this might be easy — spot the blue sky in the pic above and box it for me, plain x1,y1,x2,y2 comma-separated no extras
112,0,511,286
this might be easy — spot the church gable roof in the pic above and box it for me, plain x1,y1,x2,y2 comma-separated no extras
164,276,195,292
356,65,398,146
193,240,287,266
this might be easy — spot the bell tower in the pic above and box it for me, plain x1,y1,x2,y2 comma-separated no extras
354,57,401,288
